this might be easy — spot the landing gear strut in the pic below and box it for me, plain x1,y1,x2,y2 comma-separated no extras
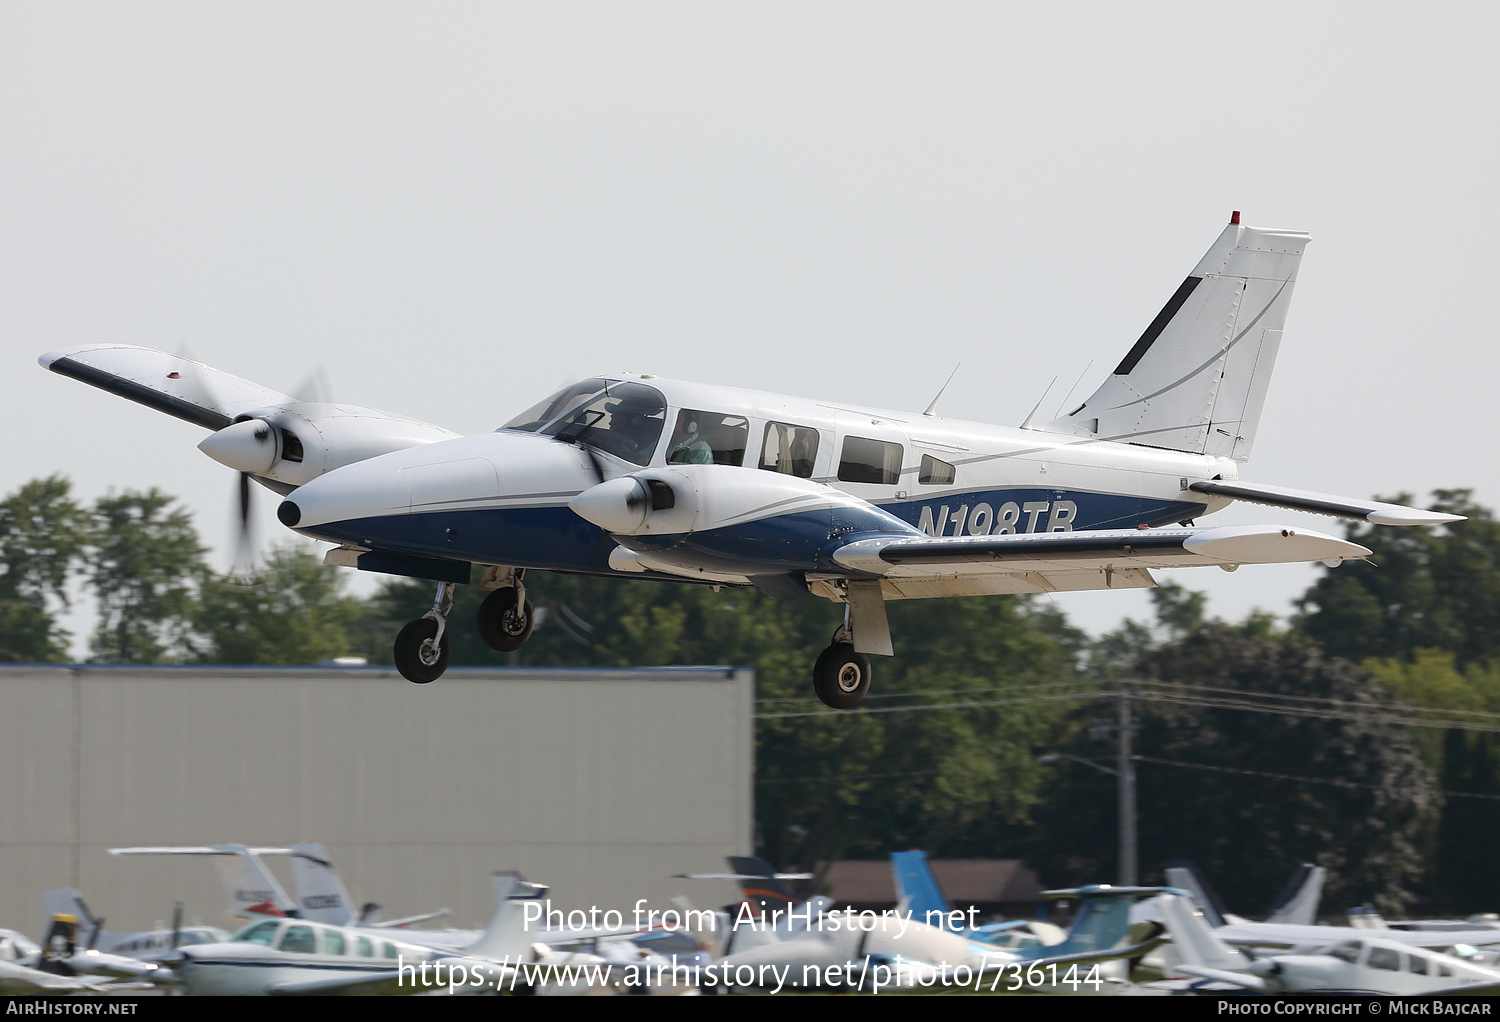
395,581,454,684
477,570,534,653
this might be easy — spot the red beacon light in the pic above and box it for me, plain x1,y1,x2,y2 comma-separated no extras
1230,210,1241,225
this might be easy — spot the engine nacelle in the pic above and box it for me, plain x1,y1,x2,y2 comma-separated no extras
198,403,460,487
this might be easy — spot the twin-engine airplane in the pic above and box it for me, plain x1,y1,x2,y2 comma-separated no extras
40,214,1459,707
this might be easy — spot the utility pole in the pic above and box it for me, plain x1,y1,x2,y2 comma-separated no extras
1118,683,1137,886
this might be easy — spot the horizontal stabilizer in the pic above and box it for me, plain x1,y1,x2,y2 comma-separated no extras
1189,481,1465,527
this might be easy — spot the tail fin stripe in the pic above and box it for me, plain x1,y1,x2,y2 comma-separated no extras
1114,276,1203,375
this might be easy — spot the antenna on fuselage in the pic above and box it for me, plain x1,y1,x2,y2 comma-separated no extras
1054,360,1095,420
922,363,962,418
1020,376,1058,431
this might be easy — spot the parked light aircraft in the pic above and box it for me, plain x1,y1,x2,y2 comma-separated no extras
890,849,1066,949
112,844,473,944
1160,894,1500,995
1162,863,1500,954
40,215,1460,705
42,889,229,964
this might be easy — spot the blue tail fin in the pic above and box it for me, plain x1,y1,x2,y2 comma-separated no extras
890,850,960,931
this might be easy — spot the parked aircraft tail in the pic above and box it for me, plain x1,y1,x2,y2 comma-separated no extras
41,891,100,947
288,843,355,926
890,850,960,931
1045,213,1310,461
464,873,547,960
726,856,799,912
1163,860,1229,928
1264,864,1325,926
109,844,299,919
1157,893,1252,974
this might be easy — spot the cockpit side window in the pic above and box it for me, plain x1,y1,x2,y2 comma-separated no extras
1326,941,1362,963
667,410,748,466
232,920,281,946
758,422,819,478
501,379,608,433
541,383,667,467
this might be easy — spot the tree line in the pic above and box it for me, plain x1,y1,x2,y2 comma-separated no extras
4,477,1499,918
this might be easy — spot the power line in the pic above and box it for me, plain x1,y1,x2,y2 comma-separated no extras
1131,754,1500,803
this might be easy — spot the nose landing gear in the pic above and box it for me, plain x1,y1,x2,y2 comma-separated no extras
394,581,455,684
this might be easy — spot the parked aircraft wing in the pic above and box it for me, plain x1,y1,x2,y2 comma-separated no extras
266,969,431,996
1188,481,1464,527
0,959,110,994
1174,964,1266,991
831,524,1371,578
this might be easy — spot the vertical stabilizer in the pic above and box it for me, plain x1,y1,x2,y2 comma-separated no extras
1158,894,1249,971
1163,861,1228,928
1046,216,1309,460
465,873,546,960
289,843,355,926
1264,864,1325,925
890,850,959,930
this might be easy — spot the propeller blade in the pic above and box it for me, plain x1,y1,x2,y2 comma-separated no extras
170,902,183,951
232,472,256,575
290,364,333,405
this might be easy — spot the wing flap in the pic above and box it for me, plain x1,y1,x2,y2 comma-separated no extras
1189,480,1464,527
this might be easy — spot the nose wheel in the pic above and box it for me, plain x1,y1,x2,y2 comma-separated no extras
395,582,455,684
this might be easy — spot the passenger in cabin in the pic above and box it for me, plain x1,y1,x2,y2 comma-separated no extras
668,418,714,464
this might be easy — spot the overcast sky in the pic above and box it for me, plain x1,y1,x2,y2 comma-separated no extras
4,3,1497,654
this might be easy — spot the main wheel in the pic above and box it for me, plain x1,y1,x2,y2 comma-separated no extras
812,643,872,709
477,588,535,652
394,618,450,684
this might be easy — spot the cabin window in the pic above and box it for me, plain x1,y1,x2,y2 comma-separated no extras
357,936,374,958
1409,955,1429,975
277,925,317,954
1367,946,1400,971
502,379,608,432
540,383,667,467
383,942,399,960
759,422,819,478
324,929,346,955
233,921,281,946
666,409,748,466
838,436,903,486
919,454,955,485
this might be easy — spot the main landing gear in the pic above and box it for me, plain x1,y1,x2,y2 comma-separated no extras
477,571,534,653
810,580,890,710
393,570,536,684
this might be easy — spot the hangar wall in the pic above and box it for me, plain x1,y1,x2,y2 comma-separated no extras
0,664,753,934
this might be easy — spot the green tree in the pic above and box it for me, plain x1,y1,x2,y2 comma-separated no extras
195,546,363,664
88,489,208,663
1299,490,1500,666
1026,619,1436,916
0,476,87,662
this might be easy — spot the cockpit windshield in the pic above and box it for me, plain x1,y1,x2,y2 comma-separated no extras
539,383,667,467
501,379,609,433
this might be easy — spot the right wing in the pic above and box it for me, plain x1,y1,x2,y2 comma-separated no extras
830,524,1371,599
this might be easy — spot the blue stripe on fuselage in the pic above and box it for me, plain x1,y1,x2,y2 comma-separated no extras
296,488,1207,576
